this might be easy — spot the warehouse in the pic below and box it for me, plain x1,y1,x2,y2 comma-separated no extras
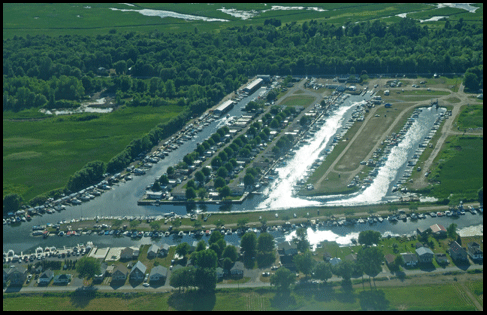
213,99,234,116
243,78,264,94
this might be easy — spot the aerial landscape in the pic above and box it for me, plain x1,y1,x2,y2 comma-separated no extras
3,3,483,311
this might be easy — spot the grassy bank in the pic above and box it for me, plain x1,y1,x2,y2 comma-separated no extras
3,105,182,201
3,280,481,311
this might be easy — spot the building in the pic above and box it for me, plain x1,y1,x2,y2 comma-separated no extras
277,241,298,256
53,274,71,285
415,247,434,263
213,99,234,116
37,269,54,285
147,244,160,259
149,265,168,283
120,247,134,260
344,253,357,263
159,244,171,257
329,257,342,266
230,261,244,277
384,254,396,266
401,253,419,267
7,266,27,286
435,253,448,265
243,78,264,94
430,224,447,236
130,261,147,281
216,267,225,280
147,191,164,200
448,241,468,262
112,265,129,282
94,263,108,282
467,242,483,260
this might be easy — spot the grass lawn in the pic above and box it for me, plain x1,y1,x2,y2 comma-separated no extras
3,105,182,201
428,136,483,202
455,104,483,130
280,95,316,107
3,281,480,311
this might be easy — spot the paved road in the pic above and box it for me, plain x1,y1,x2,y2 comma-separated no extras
4,261,482,294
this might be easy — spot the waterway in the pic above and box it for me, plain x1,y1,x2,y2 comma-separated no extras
1,87,477,253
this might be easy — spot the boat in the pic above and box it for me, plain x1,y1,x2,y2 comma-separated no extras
377,216,383,223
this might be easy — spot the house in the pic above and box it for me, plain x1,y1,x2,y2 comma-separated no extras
467,242,483,260
329,257,342,266
430,224,447,236
171,264,184,273
416,247,434,263
130,261,147,281
159,244,171,257
7,266,27,286
230,261,244,277
111,265,129,282
435,253,448,265
415,242,424,249
401,253,419,267
37,269,54,285
323,252,332,262
149,265,167,283
3,268,8,286
216,267,224,280
120,247,134,260
384,254,396,266
53,274,71,284
147,244,160,259
94,263,108,282
449,241,468,262
277,241,298,256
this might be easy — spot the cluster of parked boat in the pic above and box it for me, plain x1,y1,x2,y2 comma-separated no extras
4,242,93,264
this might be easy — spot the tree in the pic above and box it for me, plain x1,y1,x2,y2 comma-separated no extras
176,242,191,257
240,232,257,258
358,230,381,246
222,245,238,262
313,261,333,283
159,174,169,186
3,193,23,214
195,268,217,291
257,232,275,253
237,218,248,229
334,260,353,282
219,185,231,198
76,256,101,279
192,249,218,269
167,166,175,176
214,177,226,189
293,251,315,278
447,223,458,239
194,171,205,184
270,267,295,291
464,72,479,91
186,187,197,200
217,167,228,178
198,188,206,200
357,246,384,288
223,257,233,272
244,174,255,187
195,240,206,252
299,115,309,127
209,230,224,245
152,181,161,192
170,266,195,292
186,179,195,189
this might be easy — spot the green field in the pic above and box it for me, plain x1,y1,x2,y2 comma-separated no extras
280,95,316,107
428,136,483,202
3,3,440,38
3,106,182,201
3,282,480,311
455,104,483,130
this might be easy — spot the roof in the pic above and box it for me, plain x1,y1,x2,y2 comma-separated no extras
149,265,167,278
245,78,263,91
113,264,129,275
449,241,466,254
401,253,418,263
468,242,480,249
344,253,357,262
131,261,147,275
121,247,134,256
231,261,244,271
385,254,396,265
54,274,71,281
416,247,434,256
172,264,184,272
430,224,447,233
148,244,159,254
215,100,234,113
278,241,297,252
39,269,54,278
8,265,27,275
329,257,342,266
161,244,171,251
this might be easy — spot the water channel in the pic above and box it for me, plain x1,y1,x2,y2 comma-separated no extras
3,87,481,253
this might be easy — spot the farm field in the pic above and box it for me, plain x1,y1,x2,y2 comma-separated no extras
428,136,483,202
3,105,182,201
3,280,481,311
4,3,473,39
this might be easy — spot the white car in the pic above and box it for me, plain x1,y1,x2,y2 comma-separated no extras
143,283,150,287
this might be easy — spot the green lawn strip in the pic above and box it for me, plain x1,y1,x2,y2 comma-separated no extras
455,104,483,130
280,95,316,107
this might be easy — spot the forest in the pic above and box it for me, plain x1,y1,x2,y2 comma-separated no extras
2,16,484,208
